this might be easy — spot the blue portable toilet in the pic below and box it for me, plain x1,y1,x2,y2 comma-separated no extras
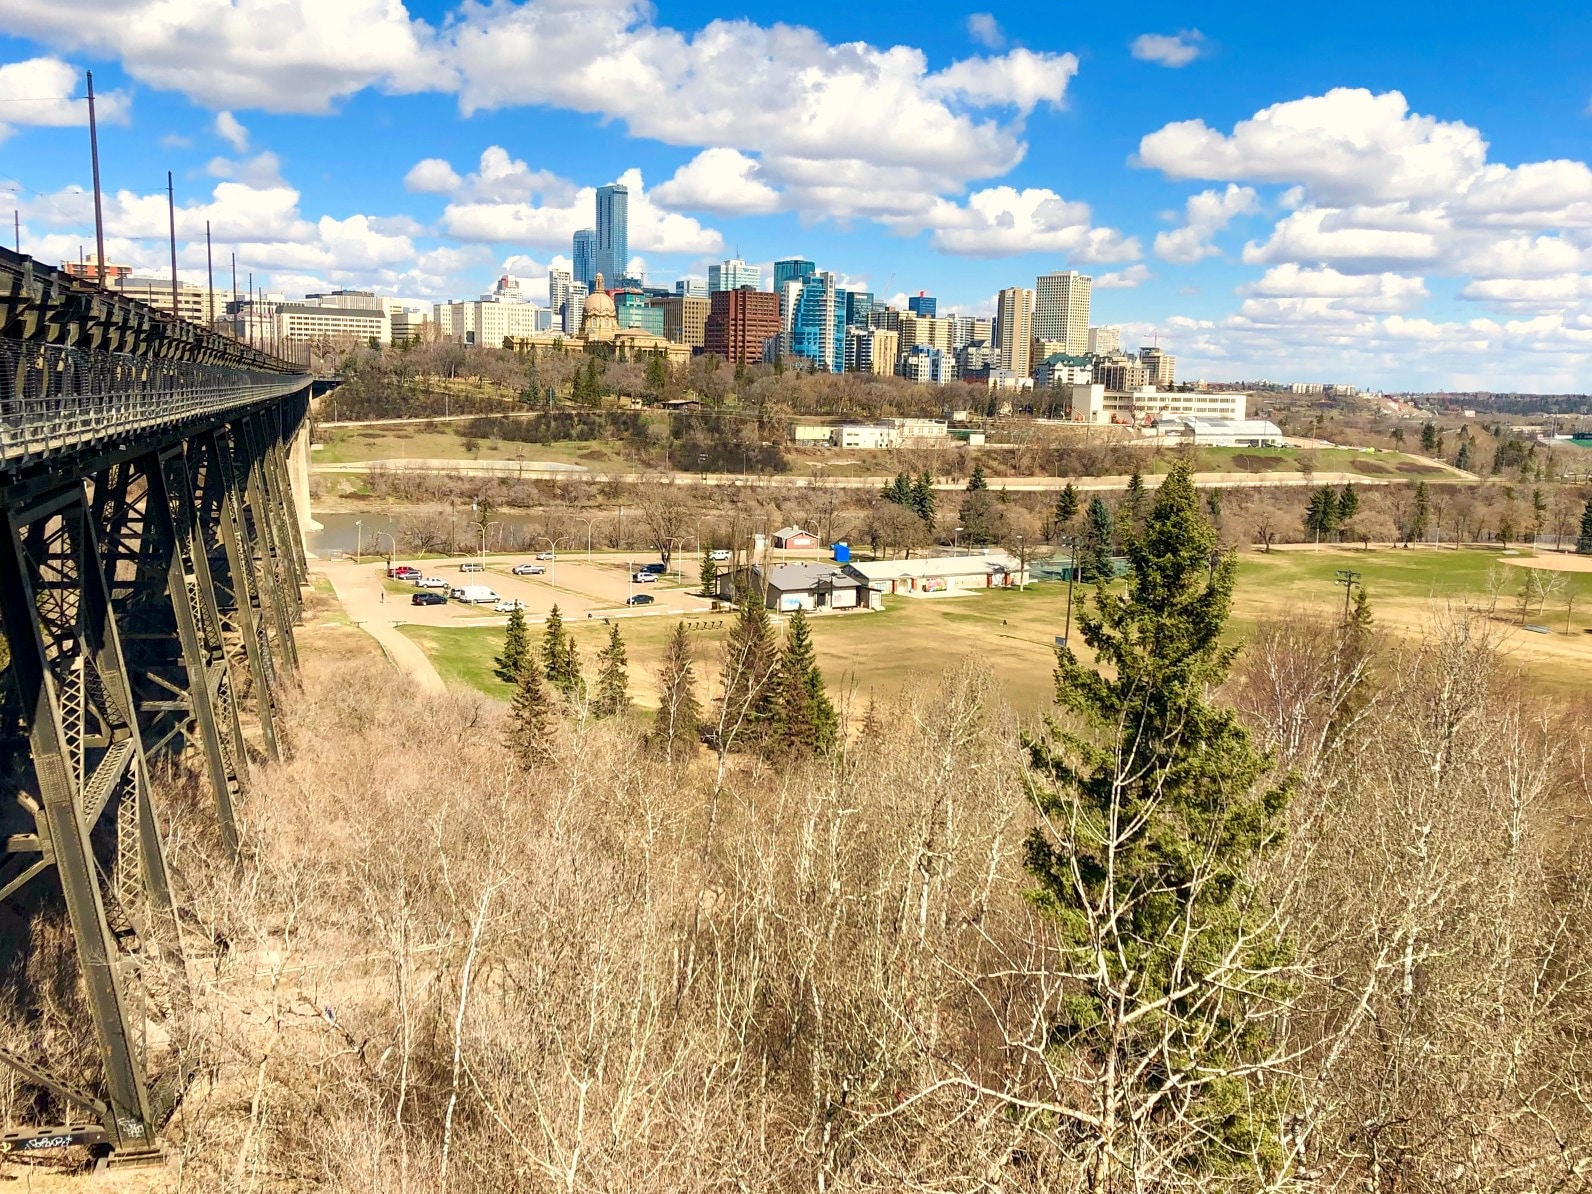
832,542,851,564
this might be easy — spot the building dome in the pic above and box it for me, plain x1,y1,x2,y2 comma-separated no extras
581,272,618,341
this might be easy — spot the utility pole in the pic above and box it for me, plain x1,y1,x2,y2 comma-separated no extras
248,273,255,348
205,220,215,328
1061,537,1078,647
1334,569,1361,625
166,172,179,316
11,210,17,253
85,71,106,286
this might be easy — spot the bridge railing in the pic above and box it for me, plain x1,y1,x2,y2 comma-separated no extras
1,336,309,466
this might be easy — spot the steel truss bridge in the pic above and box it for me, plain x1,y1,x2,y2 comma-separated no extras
0,247,312,1165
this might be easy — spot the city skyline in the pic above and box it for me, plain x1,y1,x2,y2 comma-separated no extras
1,2,1591,389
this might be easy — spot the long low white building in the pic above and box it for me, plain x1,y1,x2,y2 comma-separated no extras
1150,417,1285,447
844,552,1028,598
1070,384,1248,425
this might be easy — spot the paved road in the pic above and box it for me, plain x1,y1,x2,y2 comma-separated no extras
314,457,1434,492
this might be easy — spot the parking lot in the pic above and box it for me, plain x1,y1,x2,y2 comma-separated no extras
385,553,718,624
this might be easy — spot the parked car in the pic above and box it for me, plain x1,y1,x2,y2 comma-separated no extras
417,576,448,588
625,593,655,606
449,587,467,600
709,549,730,562
492,599,526,613
631,571,658,584
510,563,546,576
460,561,485,573
389,566,421,580
455,585,500,604
535,551,555,560
642,562,668,574
411,591,446,607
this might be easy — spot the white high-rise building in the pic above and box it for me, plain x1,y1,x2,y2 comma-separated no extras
1034,270,1092,356
1087,325,1120,355
994,286,1035,378
708,259,761,292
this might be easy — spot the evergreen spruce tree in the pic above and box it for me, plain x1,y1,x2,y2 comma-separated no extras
1411,481,1431,542
699,548,718,597
967,463,988,491
772,609,838,756
542,605,584,701
593,622,630,718
1455,440,1475,472
542,604,568,682
882,471,913,507
1337,483,1359,526
1054,482,1079,533
716,588,782,750
1024,460,1292,1184
650,621,701,758
494,605,532,684
912,471,937,524
1421,420,1439,452
1079,496,1116,582
505,664,554,769
1578,499,1592,555
1205,486,1224,528
1304,486,1340,540
1120,470,1146,532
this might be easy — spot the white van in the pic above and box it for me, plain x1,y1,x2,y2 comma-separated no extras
455,585,500,604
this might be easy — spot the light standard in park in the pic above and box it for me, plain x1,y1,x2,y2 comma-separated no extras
1015,534,1027,592
354,519,362,562
571,515,595,560
665,535,688,584
953,524,963,551
535,535,570,589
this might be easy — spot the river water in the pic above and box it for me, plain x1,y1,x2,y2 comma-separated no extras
307,510,553,557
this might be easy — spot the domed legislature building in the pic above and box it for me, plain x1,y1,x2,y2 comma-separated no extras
510,273,690,365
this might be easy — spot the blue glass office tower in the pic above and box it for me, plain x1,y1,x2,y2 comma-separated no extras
792,272,847,373
773,258,815,294
595,183,630,284
846,290,875,327
907,294,937,317
572,229,597,289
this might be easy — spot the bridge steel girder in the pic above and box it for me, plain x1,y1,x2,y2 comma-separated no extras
0,485,193,1158
94,450,246,857
231,417,299,676
201,425,283,761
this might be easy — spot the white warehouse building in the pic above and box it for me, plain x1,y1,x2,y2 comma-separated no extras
1069,384,1249,426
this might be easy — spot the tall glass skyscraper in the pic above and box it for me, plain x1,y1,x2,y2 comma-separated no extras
792,272,847,374
572,229,597,289
907,293,937,317
773,258,815,294
845,290,875,327
595,183,629,284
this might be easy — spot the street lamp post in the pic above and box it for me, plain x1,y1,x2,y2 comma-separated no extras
1061,536,1078,648
626,558,633,606
572,515,595,560
953,525,962,551
354,519,362,562
1016,534,1027,592
535,535,570,589
666,536,687,584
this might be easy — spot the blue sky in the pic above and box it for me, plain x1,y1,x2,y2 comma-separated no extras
2,0,1592,391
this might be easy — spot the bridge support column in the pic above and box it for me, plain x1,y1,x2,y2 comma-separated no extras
203,426,282,761
232,418,300,676
0,487,193,1157
286,391,321,534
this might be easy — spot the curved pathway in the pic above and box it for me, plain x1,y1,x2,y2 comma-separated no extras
316,559,446,695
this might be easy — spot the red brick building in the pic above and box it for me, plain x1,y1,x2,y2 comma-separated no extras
704,289,780,365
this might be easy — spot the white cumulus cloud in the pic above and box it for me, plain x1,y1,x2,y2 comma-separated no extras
653,148,781,215
1153,184,1257,263
0,56,128,142
214,110,248,152
966,13,1004,50
1130,31,1206,68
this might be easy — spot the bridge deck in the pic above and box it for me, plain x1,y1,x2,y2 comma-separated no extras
0,249,310,473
